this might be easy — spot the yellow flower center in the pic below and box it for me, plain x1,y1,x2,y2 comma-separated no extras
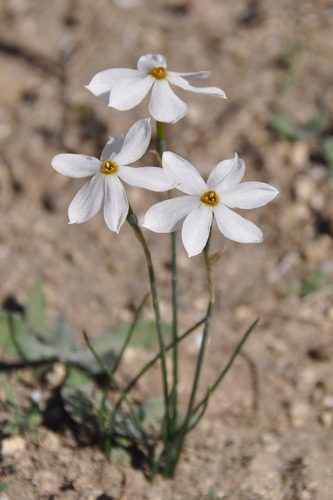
100,160,117,175
200,190,219,206
150,66,167,79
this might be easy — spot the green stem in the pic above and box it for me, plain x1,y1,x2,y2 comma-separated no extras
170,230,178,433
127,207,170,443
156,121,166,158
192,318,260,420
123,317,206,398
155,121,179,436
165,235,215,476
83,331,151,452
112,293,149,374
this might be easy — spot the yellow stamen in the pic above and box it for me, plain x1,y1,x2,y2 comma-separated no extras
200,190,219,206
150,66,167,79
100,160,117,175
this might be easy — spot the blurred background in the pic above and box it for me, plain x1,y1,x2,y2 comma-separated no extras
1,0,333,498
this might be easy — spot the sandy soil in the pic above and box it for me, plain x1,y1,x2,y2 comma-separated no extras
1,0,333,498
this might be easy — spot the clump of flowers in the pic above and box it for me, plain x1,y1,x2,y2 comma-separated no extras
51,53,278,480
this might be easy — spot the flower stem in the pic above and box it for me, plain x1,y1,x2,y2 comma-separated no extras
156,121,166,158
121,317,206,396
127,207,170,444
155,121,179,436
164,234,215,476
112,292,149,374
192,317,259,420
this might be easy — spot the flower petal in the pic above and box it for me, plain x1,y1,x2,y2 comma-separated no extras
100,134,124,161
119,166,175,191
166,73,226,98
85,68,139,100
175,71,211,81
207,154,245,192
149,79,187,123
137,53,166,71
182,205,213,257
222,182,279,209
103,175,128,233
114,118,151,165
143,196,198,233
214,204,263,243
108,75,153,110
68,174,104,223
51,154,100,178
162,152,207,195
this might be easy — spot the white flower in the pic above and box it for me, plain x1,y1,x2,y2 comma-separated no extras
85,53,226,124
143,152,279,257
51,119,174,232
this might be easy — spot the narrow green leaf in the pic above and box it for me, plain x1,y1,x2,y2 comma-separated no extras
26,280,52,342
94,320,172,352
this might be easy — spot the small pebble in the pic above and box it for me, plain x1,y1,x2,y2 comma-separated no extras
2,436,26,455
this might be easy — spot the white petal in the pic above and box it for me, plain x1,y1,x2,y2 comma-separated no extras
85,68,139,100
208,154,245,192
137,54,166,71
166,73,226,98
175,71,211,81
221,182,279,209
103,175,128,233
68,174,104,223
143,196,199,233
114,119,151,165
109,75,153,110
214,204,263,243
162,152,207,195
51,154,100,178
182,205,213,257
149,79,187,123
100,134,124,161
119,166,175,191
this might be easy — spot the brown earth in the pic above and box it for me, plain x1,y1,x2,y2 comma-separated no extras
1,0,333,498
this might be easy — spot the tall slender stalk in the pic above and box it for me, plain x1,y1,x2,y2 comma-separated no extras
126,207,170,444
192,318,259,420
163,234,215,477
155,121,179,435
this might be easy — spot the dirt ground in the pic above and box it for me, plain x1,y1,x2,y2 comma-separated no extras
1,0,333,498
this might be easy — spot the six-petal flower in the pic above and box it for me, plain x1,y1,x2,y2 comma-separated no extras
86,53,226,123
143,152,279,257
51,119,175,233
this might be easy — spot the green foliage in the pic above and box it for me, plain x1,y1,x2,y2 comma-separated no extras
268,111,328,142
0,281,167,375
3,385,42,437
321,137,333,168
99,321,171,351
268,109,333,172
0,483,8,492
288,269,332,298
26,278,52,342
